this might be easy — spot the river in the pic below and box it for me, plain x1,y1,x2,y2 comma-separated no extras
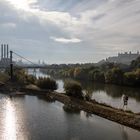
0,93,140,140
31,69,140,113
0,69,139,140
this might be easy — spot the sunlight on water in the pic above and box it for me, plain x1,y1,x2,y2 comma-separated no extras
0,94,140,140
3,99,17,140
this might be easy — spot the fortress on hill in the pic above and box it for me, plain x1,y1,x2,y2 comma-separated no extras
106,51,140,64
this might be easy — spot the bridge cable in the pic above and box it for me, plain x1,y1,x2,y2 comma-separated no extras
12,51,37,66
12,51,37,76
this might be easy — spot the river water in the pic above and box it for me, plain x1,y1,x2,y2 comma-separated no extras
0,94,140,140
0,69,139,140
32,69,140,113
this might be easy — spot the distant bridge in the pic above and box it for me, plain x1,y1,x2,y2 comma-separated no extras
0,65,47,69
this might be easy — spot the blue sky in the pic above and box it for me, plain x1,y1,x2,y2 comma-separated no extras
0,0,140,64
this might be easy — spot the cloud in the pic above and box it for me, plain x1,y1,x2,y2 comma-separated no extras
50,37,82,43
1,22,16,28
0,0,140,63
6,0,38,10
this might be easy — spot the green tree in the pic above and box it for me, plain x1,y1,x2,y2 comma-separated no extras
105,68,124,85
64,80,84,99
123,72,136,86
94,71,105,83
131,57,140,69
37,77,57,90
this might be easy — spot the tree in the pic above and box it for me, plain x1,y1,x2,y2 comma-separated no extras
73,68,88,80
131,57,140,69
94,71,105,83
74,68,83,79
105,68,124,85
64,80,84,99
37,77,57,90
88,69,99,81
123,68,140,87
123,72,136,86
135,68,140,86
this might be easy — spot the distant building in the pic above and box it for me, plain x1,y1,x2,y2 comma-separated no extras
15,59,24,66
106,51,140,64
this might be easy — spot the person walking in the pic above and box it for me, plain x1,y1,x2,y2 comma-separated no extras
122,94,129,110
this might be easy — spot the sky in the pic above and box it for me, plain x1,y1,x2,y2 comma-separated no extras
0,0,140,64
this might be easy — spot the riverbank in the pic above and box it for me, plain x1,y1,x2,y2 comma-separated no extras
0,82,140,131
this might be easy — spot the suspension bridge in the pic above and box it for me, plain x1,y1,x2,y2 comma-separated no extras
0,44,46,68
0,44,47,79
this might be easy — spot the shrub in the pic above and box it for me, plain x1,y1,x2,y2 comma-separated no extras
25,74,36,84
64,80,84,99
10,68,36,85
37,77,57,90
13,68,28,84
0,72,9,82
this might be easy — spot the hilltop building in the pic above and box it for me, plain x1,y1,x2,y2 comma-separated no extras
106,51,140,64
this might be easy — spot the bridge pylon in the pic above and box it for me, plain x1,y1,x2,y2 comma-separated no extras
10,50,13,80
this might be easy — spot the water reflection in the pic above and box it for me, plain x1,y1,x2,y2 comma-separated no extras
80,82,140,101
3,98,17,140
81,82,140,113
0,96,27,140
55,78,140,113
120,125,129,140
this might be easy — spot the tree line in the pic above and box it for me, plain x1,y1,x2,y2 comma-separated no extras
42,57,140,87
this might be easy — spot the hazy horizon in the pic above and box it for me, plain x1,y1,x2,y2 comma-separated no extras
0,0,140,64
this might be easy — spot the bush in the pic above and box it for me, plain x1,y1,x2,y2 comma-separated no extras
25,74,36,84
64,80,84,99
13,68,28,84
0,72,9,82
37,77,57,90
10,68,36,85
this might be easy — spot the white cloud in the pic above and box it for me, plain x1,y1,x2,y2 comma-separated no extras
50,37,82,43
1,22,16,28
1,0,140,63
6,0,38,10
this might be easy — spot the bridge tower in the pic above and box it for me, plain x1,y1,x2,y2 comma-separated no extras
10,50,13,80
